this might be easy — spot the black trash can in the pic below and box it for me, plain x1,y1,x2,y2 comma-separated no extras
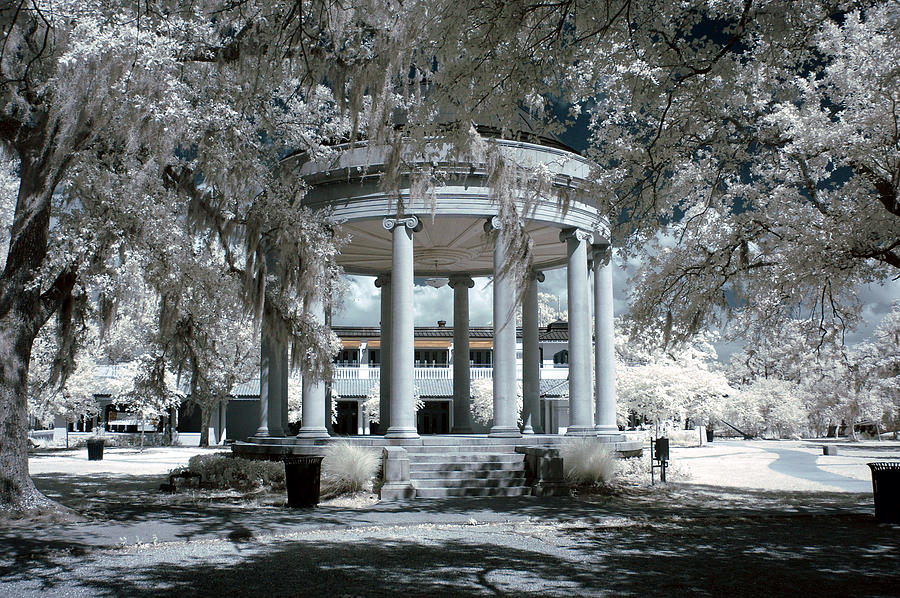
283,456,324,508
868,462,900,523
86,438,104,461
706,427,714,443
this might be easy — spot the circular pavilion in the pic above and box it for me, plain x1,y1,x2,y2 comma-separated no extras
246,124,620,445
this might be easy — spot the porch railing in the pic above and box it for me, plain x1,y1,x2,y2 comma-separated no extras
332,365,566,380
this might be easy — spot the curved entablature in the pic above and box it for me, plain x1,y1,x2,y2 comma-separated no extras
286,137,610,277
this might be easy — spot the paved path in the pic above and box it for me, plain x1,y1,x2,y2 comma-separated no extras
1,440,897,597
672,439,897,492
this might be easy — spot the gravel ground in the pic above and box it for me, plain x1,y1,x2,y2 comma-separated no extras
2,440,898,597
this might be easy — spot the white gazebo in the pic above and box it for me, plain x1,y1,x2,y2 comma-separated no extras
246,125,620,447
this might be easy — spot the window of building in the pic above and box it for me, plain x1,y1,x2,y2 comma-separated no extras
334,349,359,366
414,349,448,367
470,349,493,366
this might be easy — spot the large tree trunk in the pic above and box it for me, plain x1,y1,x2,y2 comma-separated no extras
0,318,55,513
0,124,70,514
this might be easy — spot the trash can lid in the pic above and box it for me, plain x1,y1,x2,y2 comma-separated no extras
283,455,325,464
867,462,900,472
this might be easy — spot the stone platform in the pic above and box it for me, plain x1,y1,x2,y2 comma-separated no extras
233,432,643,499
232,433,644,459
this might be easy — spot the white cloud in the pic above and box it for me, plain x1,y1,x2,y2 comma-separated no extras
332,254,635,328
333,275,381,326
332,254,897,366
844,278,900,347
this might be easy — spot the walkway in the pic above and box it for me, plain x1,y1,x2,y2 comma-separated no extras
3,441,896,597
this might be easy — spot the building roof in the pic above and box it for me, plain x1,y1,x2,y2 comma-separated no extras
332,322,570,343
232,376,569,400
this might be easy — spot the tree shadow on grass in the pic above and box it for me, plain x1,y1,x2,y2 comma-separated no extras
6,515,900,598
3,473,892,597
21,473,880,545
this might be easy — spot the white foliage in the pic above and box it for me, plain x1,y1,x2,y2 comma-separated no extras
362,380,423,424
322,441,379,496
560,440,616,486
471,378,523,426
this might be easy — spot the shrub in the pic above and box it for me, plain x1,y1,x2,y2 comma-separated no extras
560,439,616,486
321,441,379,496
184,453,285,492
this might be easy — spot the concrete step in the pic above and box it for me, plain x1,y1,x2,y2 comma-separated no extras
409,453,525,464
411,477,527,489
403,444,520,454
415,486,532,498
409,468,526,480
409,460,526,473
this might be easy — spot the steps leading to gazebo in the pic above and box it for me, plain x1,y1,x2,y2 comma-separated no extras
233,433,644,499
407,450,530,498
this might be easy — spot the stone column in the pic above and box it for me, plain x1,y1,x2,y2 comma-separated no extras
593,243,618,433
384,216,422,439
324,305,334,435
267,337,284,437
561,227,596,436
297,296,330,438
255,331,273,437
522,270,545,434
375,274,392,433
280,341,291,436
485,217,522,438
218,402,227,445
449,274,474,433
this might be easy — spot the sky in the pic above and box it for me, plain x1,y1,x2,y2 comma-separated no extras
333,254,899,364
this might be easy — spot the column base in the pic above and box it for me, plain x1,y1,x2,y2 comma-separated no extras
296,427,330,439
594,425,619,433
385,426,419,439
566,426,599,436
521,425,534,435
595,430,626,443
254,427,270,437
489,426,522,438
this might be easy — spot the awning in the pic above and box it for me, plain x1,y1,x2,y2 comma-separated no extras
414,340,451,348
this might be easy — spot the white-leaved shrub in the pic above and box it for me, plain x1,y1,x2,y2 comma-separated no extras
322,441,379,496
184,453,285,492
560,440,616,486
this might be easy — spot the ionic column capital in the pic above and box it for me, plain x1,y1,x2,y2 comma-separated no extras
448,274,475,289
559,227,594,244
483,215,503,233
591,242,612,261
374,273,391,288
383,215,422,232
528,270,545,283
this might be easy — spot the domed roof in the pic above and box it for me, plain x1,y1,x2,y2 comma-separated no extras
392,102,578,154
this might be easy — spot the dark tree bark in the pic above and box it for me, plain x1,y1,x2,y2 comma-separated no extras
0,113,76,514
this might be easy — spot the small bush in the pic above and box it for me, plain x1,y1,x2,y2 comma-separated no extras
321,441,379,496
615,452,691,486
107,433,173,448
560,439,616,486
184,453,285,492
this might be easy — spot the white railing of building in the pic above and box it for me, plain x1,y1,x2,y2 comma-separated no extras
331,365,566,380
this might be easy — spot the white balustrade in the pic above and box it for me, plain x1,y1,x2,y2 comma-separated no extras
329,365,564,381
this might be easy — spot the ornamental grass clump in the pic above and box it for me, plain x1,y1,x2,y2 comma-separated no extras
560,439,616,487
321,441,379,496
